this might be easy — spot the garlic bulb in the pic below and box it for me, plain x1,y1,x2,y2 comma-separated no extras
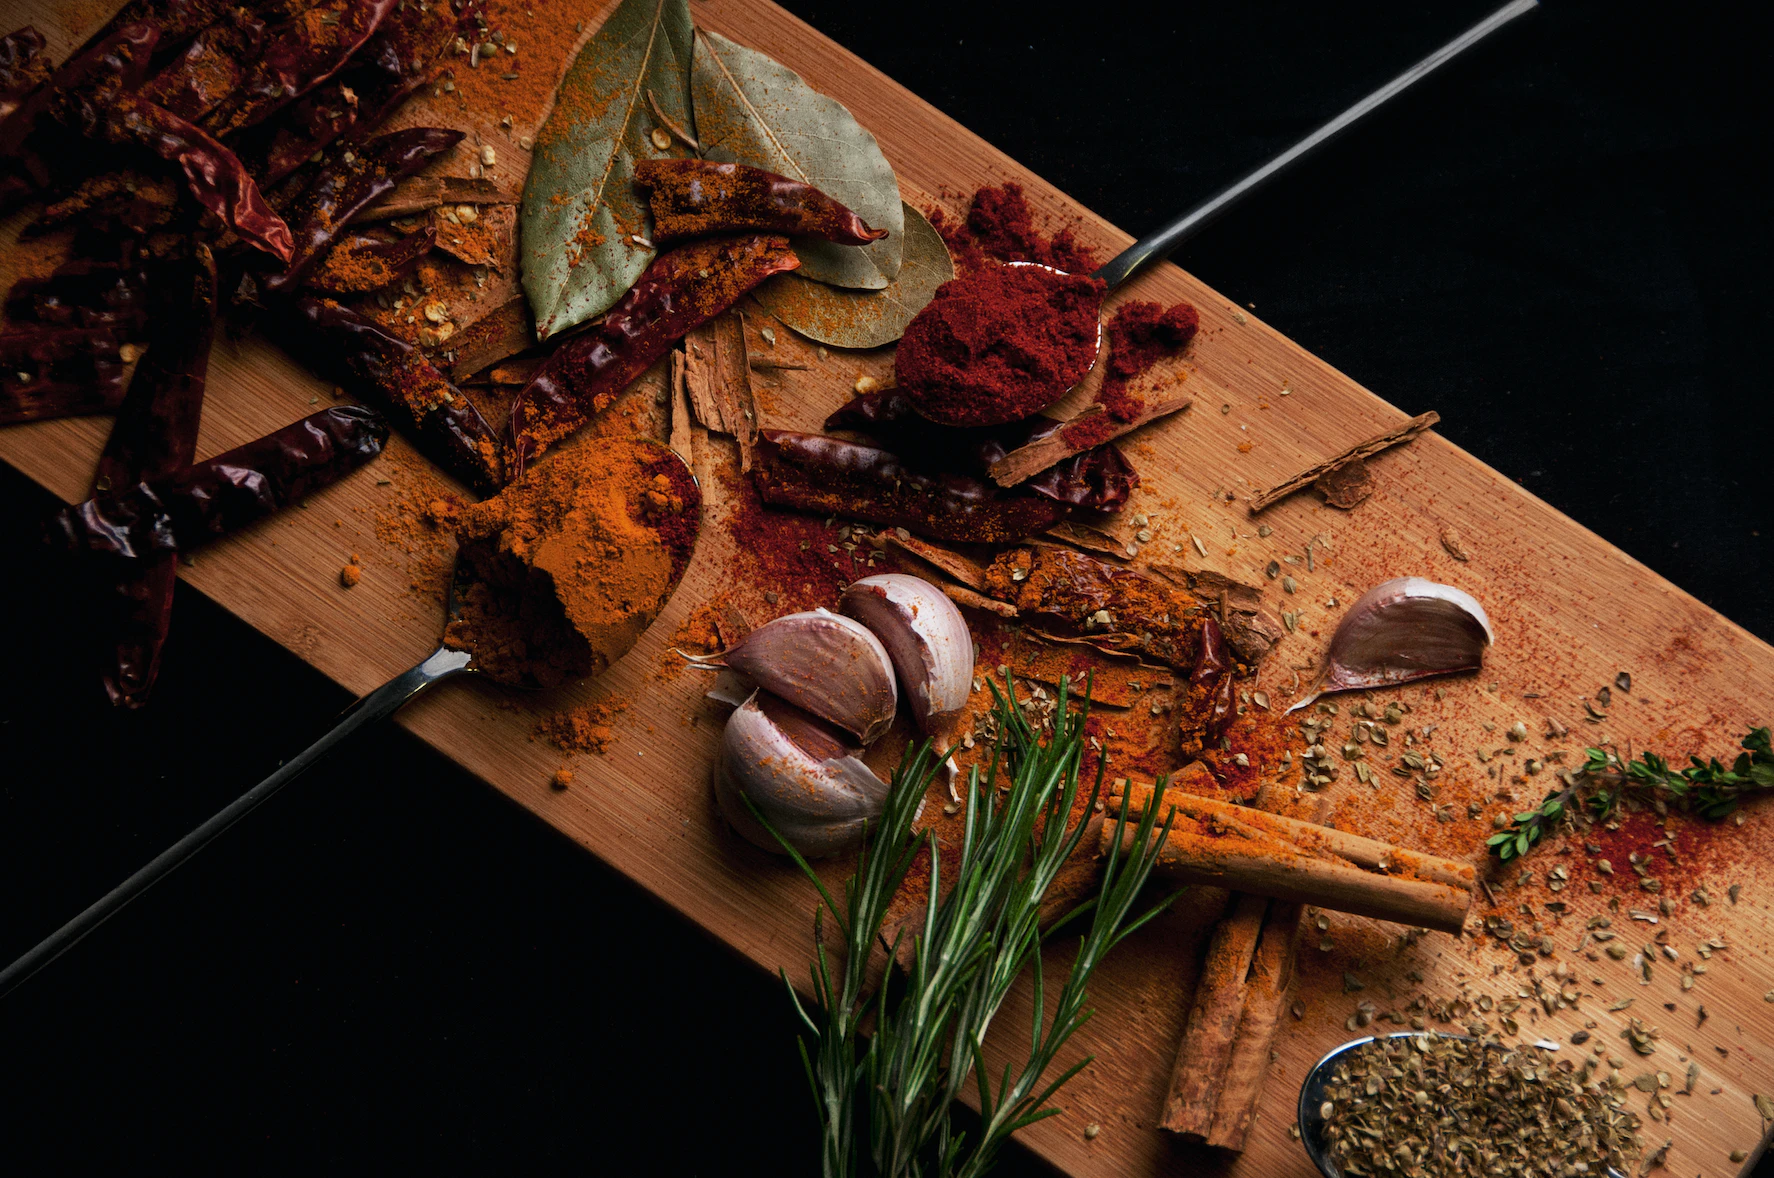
839,574,973,734
714,690,891,857
720,609,897,743
1289,577,1493,712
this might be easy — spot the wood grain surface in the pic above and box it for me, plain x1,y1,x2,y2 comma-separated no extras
3,2,1771,1175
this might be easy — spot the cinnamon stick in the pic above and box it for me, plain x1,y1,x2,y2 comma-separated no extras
989,392,1192,487
351,176,504,222
682,313,758,471
449,296,534,382
1205,894,1307,1149
1104,784,1473,934
882,532,990,590
1160,891,1269,1138
1247,411,1440,514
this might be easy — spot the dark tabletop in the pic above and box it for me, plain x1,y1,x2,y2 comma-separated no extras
3,1,1770,1172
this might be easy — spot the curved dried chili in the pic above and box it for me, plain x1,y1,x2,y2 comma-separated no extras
0,26,50,122
254,0,468,186
751,429,1070,545
137,6,266,122
91,244,218,707
203,0,399,138
508,233,800,472
49,404,390,560
286,296,504,493
634,159,888,246
262,125,463,293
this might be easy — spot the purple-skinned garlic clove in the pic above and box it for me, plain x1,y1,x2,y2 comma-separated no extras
1288,577,1493,713
838,574,973,736
713,690,891,858
720,608,897,743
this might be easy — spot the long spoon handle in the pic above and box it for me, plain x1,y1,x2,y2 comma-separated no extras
0,646,472,1000
1093,0,1541,291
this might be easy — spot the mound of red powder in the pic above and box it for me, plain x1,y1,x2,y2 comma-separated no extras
894,264,1105,427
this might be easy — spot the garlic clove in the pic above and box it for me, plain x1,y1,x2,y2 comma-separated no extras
721,609,897,743
839,574,973,735
714,690,891,857
1288,577,1493,713
704,667,756,708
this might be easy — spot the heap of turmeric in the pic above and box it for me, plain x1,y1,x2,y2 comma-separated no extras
443,436,699,687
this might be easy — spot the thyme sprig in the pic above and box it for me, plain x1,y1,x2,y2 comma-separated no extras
1487,726,1774,862
762,676,1177,1178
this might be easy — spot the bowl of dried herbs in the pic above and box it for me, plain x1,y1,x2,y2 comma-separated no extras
1298,1031,1640,1178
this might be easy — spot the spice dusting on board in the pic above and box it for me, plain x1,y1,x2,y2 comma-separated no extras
538,695,630,755
929,182,1099,276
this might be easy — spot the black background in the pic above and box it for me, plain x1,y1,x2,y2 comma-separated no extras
3,0,1770,1173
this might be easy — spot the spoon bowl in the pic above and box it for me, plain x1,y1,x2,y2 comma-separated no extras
0,437,701,998
1297,1031,1627,1178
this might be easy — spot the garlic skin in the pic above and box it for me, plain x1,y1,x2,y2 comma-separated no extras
839,574,973,734
714,690,891,857
1288,577,1493,713
721,609,897,743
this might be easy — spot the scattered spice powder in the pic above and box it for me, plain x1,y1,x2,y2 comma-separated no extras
550,766,574,789
930,182,1100,275
339,555,362,587
1059,300,1199,449
537,696,630,754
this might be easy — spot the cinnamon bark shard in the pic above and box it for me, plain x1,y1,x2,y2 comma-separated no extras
881,531,990,590
681,313,759,471
449,297,535,383
1313,455,1374,509
1248,411,1440,514
351,176,503,222
1161,891,1269,1141
988,392,1192,487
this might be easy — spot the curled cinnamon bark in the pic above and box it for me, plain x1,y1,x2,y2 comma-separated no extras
634,159,888,246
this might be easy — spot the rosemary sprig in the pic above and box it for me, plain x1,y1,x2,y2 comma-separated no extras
1487,726,1773,862
762,676,1177,1178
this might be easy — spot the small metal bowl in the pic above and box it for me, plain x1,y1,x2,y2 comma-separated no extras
1297,1031,1627,1178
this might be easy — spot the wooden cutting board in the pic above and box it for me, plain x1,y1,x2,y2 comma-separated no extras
4,2,1771,1175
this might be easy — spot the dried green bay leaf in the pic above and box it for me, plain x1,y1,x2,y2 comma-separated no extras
521,0,694,339
692,28,902,290
754,202,950,348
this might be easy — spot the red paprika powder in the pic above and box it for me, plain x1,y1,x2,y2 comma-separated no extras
1060,299,1199,448
931,182,1100,276
894,263,1104,427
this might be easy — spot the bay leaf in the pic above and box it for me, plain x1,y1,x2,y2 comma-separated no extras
692,29,902,291
754,202,951,349
520,0,694,339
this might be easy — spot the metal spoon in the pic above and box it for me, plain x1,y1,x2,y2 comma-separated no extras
0,438,701,999
1047,0,1541,395
1297,1031,1627,1178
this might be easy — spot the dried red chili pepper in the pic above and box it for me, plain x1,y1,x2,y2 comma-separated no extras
303,225,435,294
79,90,296,262
508,234,800,473
633,159,888,247
49,404,390,560
1179,614,1234,748
91,244,219,707
0,325,127,407
203,0,399,138
751,430,1070,545
137,6,267,122
262,126,463,293
5,255,151,334
0,26,50,122
70,0,235,60
1,23,159,165
981,545,1209,669
823,388,1138,513
285,296,504,493
1,371,128,426
255,0,467,186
